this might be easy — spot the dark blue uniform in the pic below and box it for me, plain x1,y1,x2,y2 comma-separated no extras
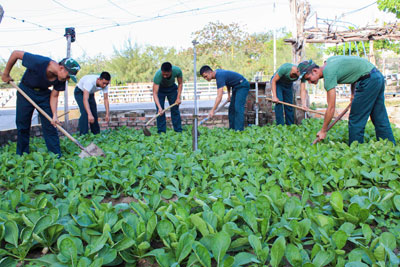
215,69,249,131
350,69,396,144
17,53,65,156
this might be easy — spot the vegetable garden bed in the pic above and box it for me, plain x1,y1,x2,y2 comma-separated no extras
0,119,399,266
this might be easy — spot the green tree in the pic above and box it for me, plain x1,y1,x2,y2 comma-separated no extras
192,21,248,55
377,0,400,18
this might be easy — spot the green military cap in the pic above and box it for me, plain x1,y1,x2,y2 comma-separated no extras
298,59,317,79
60,58,80,82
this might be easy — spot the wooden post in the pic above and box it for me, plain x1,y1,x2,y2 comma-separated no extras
289,0,310,123
289,0,310,64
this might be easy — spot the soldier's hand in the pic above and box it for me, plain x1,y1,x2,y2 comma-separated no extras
316,130,327,142
1,73,13,83
51,114,60,127
88,114,95,124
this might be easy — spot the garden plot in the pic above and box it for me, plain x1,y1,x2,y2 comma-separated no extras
0,119,399,266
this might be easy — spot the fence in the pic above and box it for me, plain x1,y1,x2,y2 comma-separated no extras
2,74,399,108
0,89,16,108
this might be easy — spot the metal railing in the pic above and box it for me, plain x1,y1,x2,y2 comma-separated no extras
0,89,16,108
2,74,399,108
96,81,218,104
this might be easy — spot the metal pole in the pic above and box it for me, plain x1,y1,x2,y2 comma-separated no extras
192,40,199,151
255,75,259,126
64,35,71,130
0,4,4,24
348,42,351,56
354,41,359,57
64,27,75,131
273,1,277,73
361,41,367,57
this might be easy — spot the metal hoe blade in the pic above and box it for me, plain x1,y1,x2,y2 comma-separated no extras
79,142,106,158
143,127,152,136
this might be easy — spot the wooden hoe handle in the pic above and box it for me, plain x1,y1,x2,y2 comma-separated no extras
266,97,326,116
312,102,352,145
146,102,178,126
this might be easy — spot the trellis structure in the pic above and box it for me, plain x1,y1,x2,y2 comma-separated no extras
286,0,400,63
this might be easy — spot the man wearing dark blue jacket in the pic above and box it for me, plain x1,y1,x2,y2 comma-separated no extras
200,65,249,131
1,50,80,156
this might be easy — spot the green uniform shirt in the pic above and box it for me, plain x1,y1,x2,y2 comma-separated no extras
275,63,306,84
323,56,375,91
153,66,182,88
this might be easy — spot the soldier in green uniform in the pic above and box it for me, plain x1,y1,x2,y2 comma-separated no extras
271,63,307,125
299,56,395,145
152,62,183,133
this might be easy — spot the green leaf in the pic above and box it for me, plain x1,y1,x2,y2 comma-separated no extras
212,201,226,220
32,254,64,266
161,189,173,199
242,209,258,233
393,196,400,211
270,236,286,267
296,218,311,239
345,179,359,187
59,237,78,265
223,256,234,267
77,257,92,267
146,213,157,239
330,191,343,213
112,237,136,251
122,221,136,239
86,230,109,256
157,220,174,240
190,214,210,237
89,258,104,267
10,189,21,210
361,224,372,244
65,223,81,237
379,232,396,251
332,230,348,250
248,235,262,255
211,231,231,266
194,243,211,267
176,232,195,263
312,250,334,266
138,241,151,251
381,243,400,266
233,252,260,266
98,246,117,265
4,221,19,247
344,262,369,267
374,244,385,261
33,215,53,235
155,251,176,267
0,224,4,242
285,243,302,266
0,257,18,266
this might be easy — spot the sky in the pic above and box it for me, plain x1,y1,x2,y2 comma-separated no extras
0,0,397,62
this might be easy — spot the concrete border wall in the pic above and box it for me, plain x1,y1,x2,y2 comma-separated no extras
0,109,230,146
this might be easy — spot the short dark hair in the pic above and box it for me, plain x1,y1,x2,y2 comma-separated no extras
100,71,111,81
200,65,213,75
161,62,172,72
